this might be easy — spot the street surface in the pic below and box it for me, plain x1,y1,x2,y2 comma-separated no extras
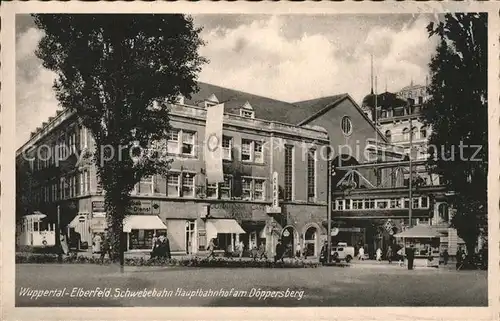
16,263,487,307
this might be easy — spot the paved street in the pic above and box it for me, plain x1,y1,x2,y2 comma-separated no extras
16,263,487,307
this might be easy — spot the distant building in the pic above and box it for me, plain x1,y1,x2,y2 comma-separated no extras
359,82,465,255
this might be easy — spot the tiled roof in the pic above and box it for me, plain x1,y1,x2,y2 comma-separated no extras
291,95,348,124
186,82,309,125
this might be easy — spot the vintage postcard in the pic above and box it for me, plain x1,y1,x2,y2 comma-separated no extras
1,1,499,321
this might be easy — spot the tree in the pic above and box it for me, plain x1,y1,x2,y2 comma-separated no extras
33,14,207,268
424,13,487,265
16,160,36,219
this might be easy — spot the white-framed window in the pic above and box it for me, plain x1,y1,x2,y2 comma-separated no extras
390,198,402,209
167,129,196,156
206,181,218,199
241,139,264,163
242,178,252,200
240,109,255,118
139,176,154,194
352,199,364,210
335,200,344,210
344,199,351,210
222,136,232,160
221,175,232,199
167,173,180,197
421,196,429,208
182,173,195,197
60,177,65,199
253,179,265,200
412,197,419,209
376,200,388,209
241,177,266,201
341,116,353,136
79,172,84,195
364,199,375,209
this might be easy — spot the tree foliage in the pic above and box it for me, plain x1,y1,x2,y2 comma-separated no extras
33,14,207,263
16,160,37,219
424,13,488,258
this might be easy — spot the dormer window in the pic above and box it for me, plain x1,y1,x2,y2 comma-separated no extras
240,101,255,118
204,94,219,108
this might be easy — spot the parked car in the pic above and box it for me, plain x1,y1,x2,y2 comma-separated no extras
331,242,355,263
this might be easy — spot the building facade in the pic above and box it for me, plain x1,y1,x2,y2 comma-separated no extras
16,82,386,258
356,83,464,256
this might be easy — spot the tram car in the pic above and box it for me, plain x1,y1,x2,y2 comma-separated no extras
16,212,56,248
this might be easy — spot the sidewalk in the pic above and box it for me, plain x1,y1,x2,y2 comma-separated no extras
349,259,458,270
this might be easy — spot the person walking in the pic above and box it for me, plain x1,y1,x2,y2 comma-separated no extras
386,246,393,264
320,241,328,264
456,247,463,270
100,233,110,264
207,238,216,259
358,246,365,261
296,242,302,259
258,242,268,260
406,244,415,270
443,249,449,266
238,240,244,258
274,239,284,263
92,233,102,254
376,248,382,261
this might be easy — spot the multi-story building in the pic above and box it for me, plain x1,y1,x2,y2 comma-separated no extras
16,82,388,258
358,83,464,256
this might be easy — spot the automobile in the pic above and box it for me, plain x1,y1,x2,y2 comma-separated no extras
331,242,355,263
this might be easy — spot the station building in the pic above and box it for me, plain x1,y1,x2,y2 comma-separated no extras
17,82,392,258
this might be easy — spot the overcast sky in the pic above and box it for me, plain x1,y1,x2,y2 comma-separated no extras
16,13,440,147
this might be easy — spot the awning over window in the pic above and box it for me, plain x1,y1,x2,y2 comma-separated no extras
123,215,167,233
206,219,246,240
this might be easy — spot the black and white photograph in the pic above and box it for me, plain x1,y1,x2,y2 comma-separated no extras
1,2,498,320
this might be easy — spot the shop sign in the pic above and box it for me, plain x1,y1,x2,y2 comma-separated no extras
91,217,107,231
384,220,395,235
92,201,105,213
127,200,160,215
272,172,279,208
339,227,362,233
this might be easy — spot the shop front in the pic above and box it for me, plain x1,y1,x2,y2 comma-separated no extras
205,218,246,253
123,215,168,251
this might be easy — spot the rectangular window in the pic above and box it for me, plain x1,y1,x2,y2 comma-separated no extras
412,197,419,209
241,139,252,161
222,136,232,160
307,149,316,202
421,196,429,208
139,176,153,194
241,139,264,163
336,200,344,210
85,170,90,194
181,131,195,156
220,175,232,199
404,198,410,209
242,178,252,200
182,173,195,197
254,179,265,200
377,200,388,209
79,172,84,195
352,199,363,210
284,145,294,201
390,198,402,209
60,177,65,199
206,181,218,199
167,129,180,154
344,199,351,210
240,110,254,118
167,173,180,197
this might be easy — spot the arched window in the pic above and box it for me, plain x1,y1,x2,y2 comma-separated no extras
438,203,449,222
385,130,392,142
402,128,409,141
420,126,427,139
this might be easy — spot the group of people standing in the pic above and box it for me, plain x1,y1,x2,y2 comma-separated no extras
151,234,171,259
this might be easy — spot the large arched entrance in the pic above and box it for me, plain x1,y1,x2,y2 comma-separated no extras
304,225,319,257
281,226,297,258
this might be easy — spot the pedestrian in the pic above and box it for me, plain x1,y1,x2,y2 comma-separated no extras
60,232,69,255
386,246,393,264
320,241,328,264
274,239,284,263
238,240,244,258
164,236,171,259
207,238,216,259
443,249,449,266
456,247,463,270
100,233,110,264
258,242,268,260
358,246,365,261
397,246,404,267
376,248,382,261
406,244,415,270
92,233,102,254
296,242,302,259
